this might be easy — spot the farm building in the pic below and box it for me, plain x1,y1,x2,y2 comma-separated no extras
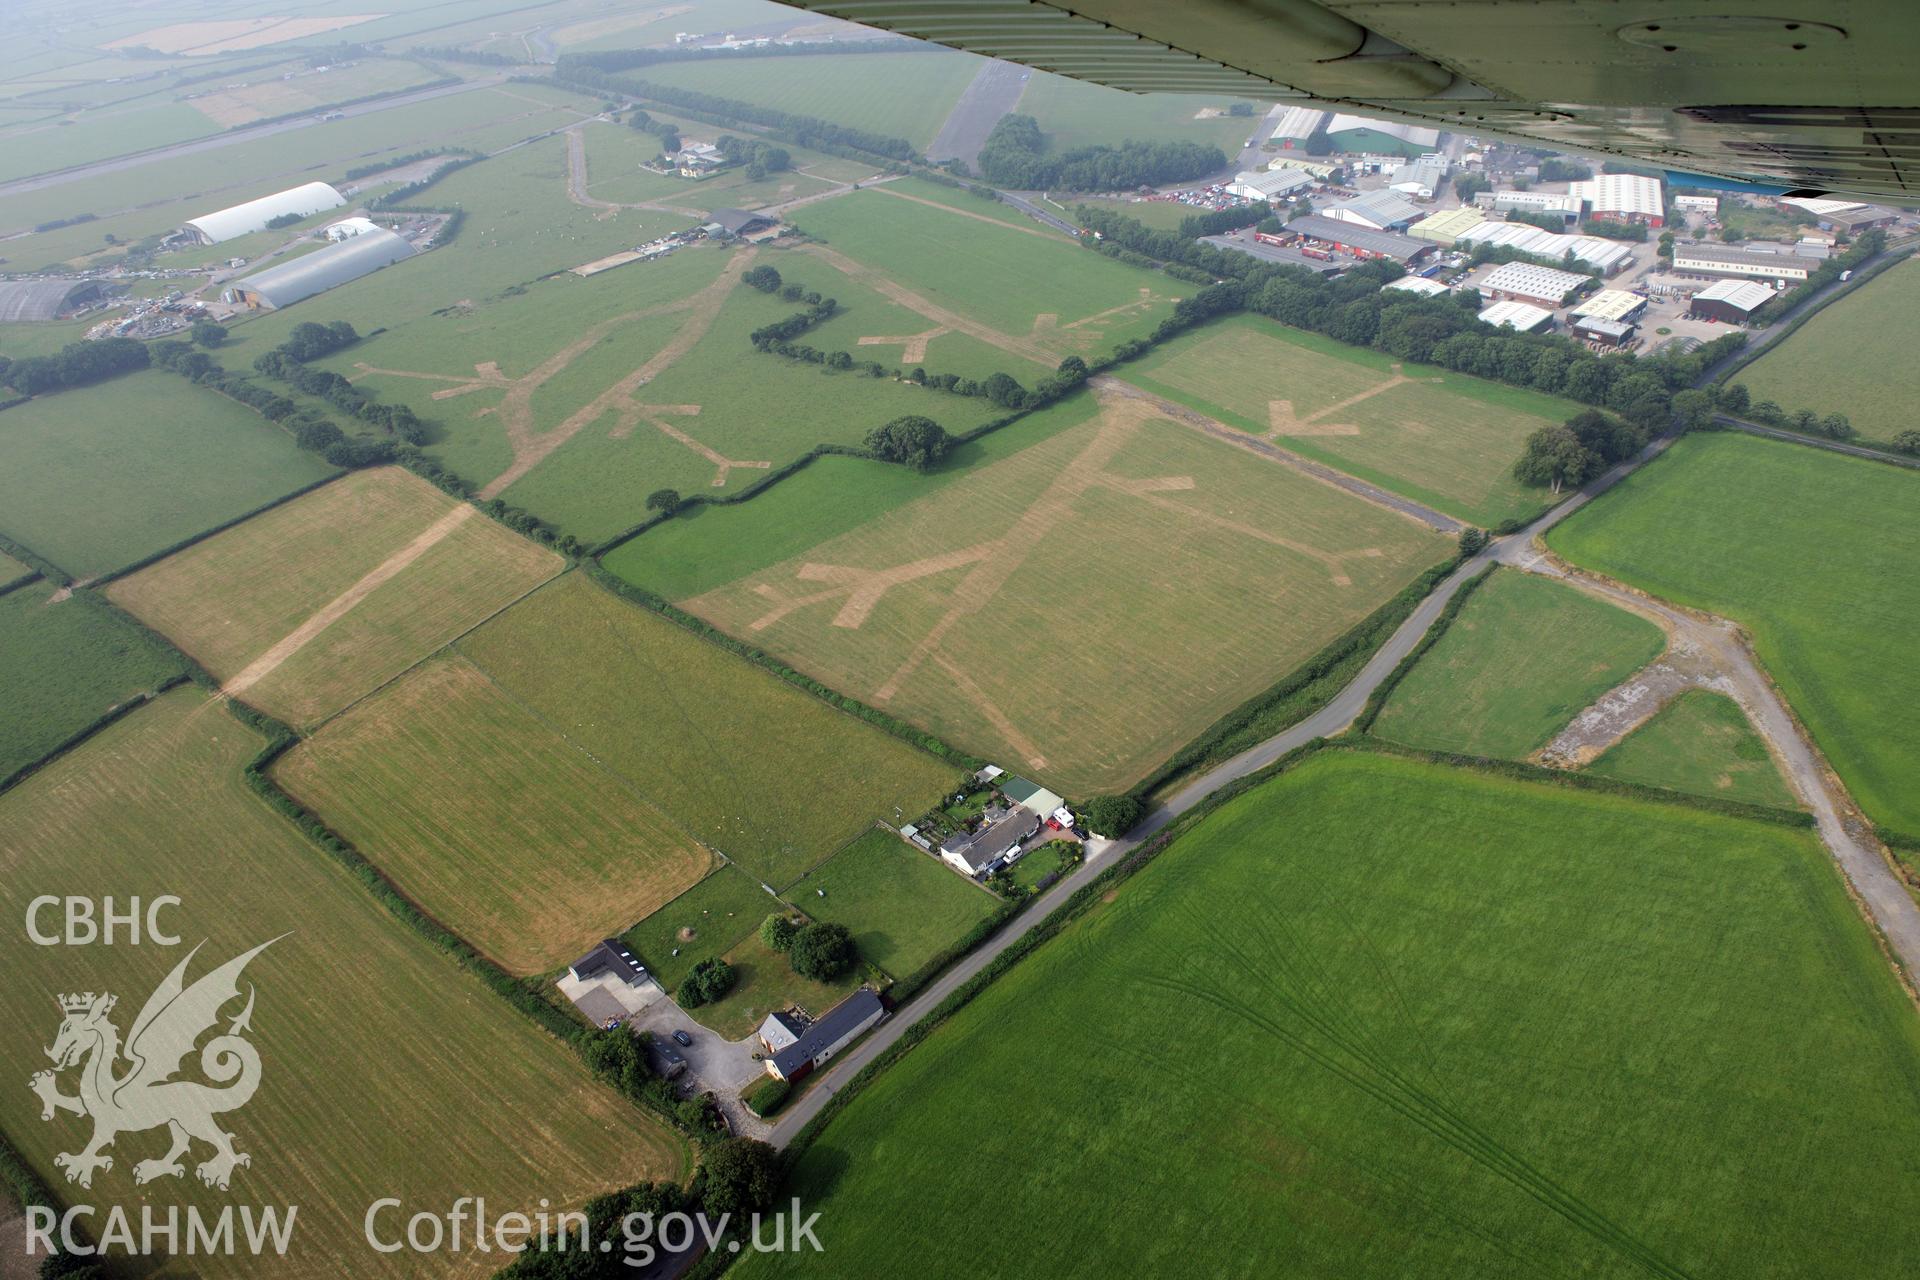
183,181,346,244
0,278,108,322
1268,105,1326,147
1670,244,1813,282
1569,289,1648,324
1383,275,1450,297
1568,174,1664,225
676,142,726,176
1324,114,1437,157
1688,278,1777,323
1571,316,1635,345
1001,776,1065,816
706,207,774,238
1477,260,1593,308
1226,168,1312,202
226,227,415,310
1455,221,1632,274
1673,193,1719,213
1408,206,1485,247
569,938,648,986
1478,300,1555,333
1284,215,1433,265
939,803,1041,877
323,216,381,241
1323,189,1424,231
760,989,886,1082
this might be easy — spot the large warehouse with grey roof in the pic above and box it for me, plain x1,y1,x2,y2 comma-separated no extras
184,182,346,245
226,228,415,310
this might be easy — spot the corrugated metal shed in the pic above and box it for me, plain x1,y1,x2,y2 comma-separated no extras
1478,300,1555,331
186,182,345,244
230,228,414,310
1569,289,1647,322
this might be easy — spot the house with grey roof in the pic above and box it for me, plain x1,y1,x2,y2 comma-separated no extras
761,990,886,1082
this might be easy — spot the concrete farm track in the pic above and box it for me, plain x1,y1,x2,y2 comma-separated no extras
771,410,1920,1147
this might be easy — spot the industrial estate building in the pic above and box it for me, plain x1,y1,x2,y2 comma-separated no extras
1571,316,1636,346
1780,197,1899,233
1324,114,1437,156
1226,167,1313,202
1284,215,1433,265
1454,220,1633,274
1673,193,1720,213
226,227,415,310
1567,174,1665,225
1383,275,1450,297
1477,300,1555,333
1323,188,1424,230
1477,261,1593,308
1474,189,1578,218
1688,278,1777,324
1407,206,1485,247
183,182,346,244
1670,244,1813,282
1570,290,1649,325
1267,106,1326,147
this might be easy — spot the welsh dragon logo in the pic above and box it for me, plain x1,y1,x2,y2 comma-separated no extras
29,938,280,1191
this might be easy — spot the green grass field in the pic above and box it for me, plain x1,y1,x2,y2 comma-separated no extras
274,655,714,976
0,687,683,1279
1372,569,1666,759
602,401,1083,599
1127,314,1574,527
457,573,957,888
0,371,336,578
0,584,185,782
109,467,562,728
741,749,1920,1280
681,390,1449,796
1547,432,1920,834
790,188,1179,354
632,51,981,151
622,863,781,993
1733,257,1920,444
1013,69,1268,153
783,828,1001,979
1587,689,1795,808
697,930,863,1040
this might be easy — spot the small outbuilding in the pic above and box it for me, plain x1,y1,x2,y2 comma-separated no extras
762,990,886,1082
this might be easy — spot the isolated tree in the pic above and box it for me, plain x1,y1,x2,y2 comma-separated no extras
788,922,856,981
1082,794,1143,837
864,415,952,471
645,488,681,515
758,914,798,953
1513,425,1593,494
742,264,782,293
697,1138,779,1218
1458,527,1489,556
190,320,227,348
676,957,735,1008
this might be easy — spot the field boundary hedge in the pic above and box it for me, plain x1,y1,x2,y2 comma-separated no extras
0,528,62,585
1353,561,1496,733
1715,416,1920,470
583,562,980,769
0,673,191,798
89,470,345,587
1131,553,1464,800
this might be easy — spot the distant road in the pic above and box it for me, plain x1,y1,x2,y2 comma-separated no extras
997,190,1079,235
1716,416,1920,469
0,76,507,202
925,59,1029,170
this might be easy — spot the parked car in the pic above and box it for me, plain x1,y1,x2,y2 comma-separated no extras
673,1029,693,1047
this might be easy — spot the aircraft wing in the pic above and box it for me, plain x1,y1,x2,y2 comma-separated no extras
776,1,1920,200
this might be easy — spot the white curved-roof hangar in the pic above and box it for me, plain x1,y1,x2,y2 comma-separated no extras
185,181,346,244
231,228,414,310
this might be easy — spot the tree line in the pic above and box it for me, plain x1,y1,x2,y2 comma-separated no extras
2,337,148,396
974,114,1225,192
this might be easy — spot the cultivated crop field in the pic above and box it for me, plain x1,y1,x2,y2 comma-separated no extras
0,687,683,1280
0,584,185,783
1547,432,1920,835
742,750,1920,1280
681,390,1450,796
1127,315,1573,527
1372,569,1667,759
0,371,336,578
108,467,561,728
1733,257,1920,444
631,51,982,151
784,829,1001,980
456,573,957,888
1587,689,1794,808
791,189,1180,357
274,655,714,975
602,406,1080,600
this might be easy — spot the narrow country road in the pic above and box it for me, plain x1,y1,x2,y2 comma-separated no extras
1715,415,1920,470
